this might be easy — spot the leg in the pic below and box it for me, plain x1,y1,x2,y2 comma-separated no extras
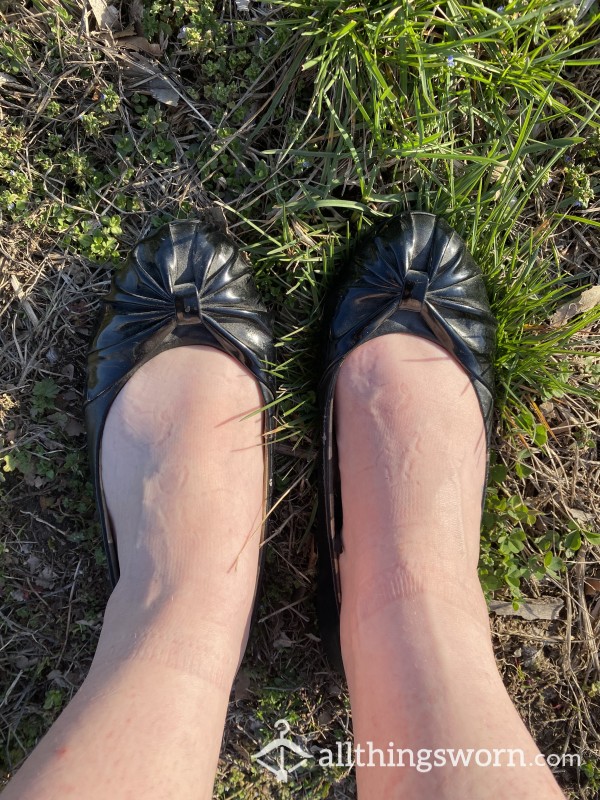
4,346,265,800
336,335,564,799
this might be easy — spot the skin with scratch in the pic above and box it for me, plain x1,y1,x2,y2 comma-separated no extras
2,346,265,800
336,334,565,799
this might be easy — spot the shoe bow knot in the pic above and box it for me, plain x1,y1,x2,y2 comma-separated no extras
174,282,202,323
400,268,429,312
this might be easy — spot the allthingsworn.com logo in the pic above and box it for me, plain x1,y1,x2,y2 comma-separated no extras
252,720,581,783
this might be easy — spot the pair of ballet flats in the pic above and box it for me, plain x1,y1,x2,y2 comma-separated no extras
85,212,496,673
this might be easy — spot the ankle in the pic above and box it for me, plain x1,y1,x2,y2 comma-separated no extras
341,556,487,619
107,562,257,632
96,583,251,685
340,563,492,666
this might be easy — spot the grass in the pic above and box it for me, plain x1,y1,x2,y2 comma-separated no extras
0,0,599,797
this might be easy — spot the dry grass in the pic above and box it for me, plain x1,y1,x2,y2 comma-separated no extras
0,1,599,798
489,383,600,789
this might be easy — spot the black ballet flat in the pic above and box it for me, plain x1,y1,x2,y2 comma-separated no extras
316,212,497,672
85,219,275,591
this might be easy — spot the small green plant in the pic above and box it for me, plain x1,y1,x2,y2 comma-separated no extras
1,445,55,484
563,161,594,208
80,112,109,138
582,760,600,792
0,124,33,215
479,456,600,600
44,100,61,118
0,28,32,75
1,450,34,480
31,379,60,419
78,216,123,262
43,689,64,712
99,85,120,113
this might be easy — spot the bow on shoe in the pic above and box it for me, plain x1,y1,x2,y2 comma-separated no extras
325,213,496,433
86,221,273,406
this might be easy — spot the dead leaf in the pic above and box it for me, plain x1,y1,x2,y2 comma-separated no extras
567,507,594,525
513,645,541,668
34,566,57,590
122,56,180,106
490,158,510,200
490,158,509,183
273,632,293,649
26,554,41,573
584,578,600,596
39,495,54,512
88,0,119,30
10,274,39,327
64,418,85,438
116,36,162,57
490,597,564,621
550,285,600,327
15,654,36,670
47,670,71,688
